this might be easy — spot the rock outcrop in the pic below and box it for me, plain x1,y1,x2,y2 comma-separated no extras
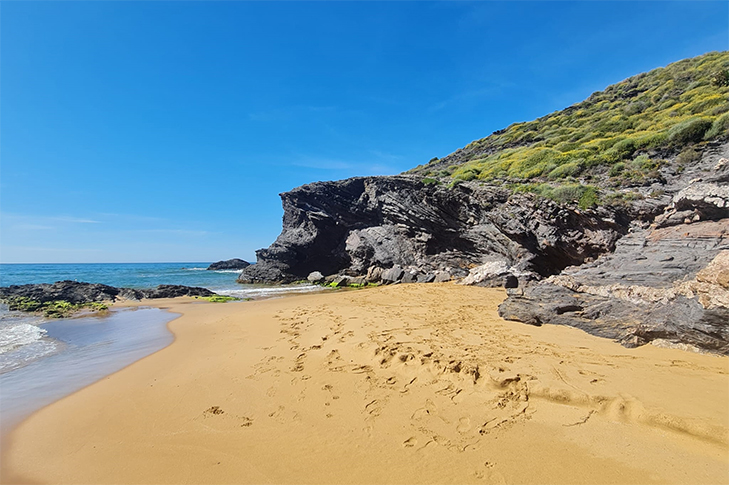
238,176,632,284
0,281,217,306
207,259,250,271
238,140,729,353
499,145,729,354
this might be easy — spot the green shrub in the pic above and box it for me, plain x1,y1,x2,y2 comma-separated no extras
547,161,583,179
578,186,599,209
452,167,480,181
609,162,626,177
676,147,702,165
668,118,713,146
704,112,729,140
422,177,439,185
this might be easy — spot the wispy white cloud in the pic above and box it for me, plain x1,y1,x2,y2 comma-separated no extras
51,216,101,224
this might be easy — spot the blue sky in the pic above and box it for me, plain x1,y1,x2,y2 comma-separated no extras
2,1,727,263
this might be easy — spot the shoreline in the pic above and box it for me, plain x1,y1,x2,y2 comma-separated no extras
0,300,184,450
2,284,728,484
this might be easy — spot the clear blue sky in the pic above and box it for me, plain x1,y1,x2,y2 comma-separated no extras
2,1,727,263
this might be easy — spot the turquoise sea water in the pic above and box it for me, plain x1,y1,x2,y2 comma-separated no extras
0,262,244,291
0,263,324,433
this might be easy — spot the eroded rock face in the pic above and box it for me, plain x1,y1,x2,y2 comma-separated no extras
498,144,729,353
499,219,729,353
238,176,631,284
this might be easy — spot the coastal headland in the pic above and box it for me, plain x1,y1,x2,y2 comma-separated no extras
3,284,727,484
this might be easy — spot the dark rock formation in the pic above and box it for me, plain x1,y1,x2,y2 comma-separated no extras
0,281,122,304
238,176,632,284
207,258,250,271
137,285,215,299
0,281,217,309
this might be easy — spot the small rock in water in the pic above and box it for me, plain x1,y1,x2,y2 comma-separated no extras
207,259,250,271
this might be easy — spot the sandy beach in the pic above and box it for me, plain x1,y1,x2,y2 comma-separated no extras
2,284,727,484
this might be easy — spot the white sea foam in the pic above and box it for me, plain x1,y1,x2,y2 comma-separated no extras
218,284,328,299
0,323,47,354
182,267,245,274
0,339,61,373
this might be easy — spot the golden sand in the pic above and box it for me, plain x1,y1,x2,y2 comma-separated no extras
2,284,728,484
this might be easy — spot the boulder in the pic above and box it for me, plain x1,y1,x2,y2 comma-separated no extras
330,276,350,288
417,273,436,283
307,271,325,284
365,266,383,283
434,271,451,283
401,270,419,284
381,266,405,284
348,276,367,286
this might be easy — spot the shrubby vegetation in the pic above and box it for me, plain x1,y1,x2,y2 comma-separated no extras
413,52,728,190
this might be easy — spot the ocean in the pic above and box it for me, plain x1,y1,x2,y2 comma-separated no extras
0,262,324,430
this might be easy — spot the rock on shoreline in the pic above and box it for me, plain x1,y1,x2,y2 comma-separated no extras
0,281,218,316
207,259,250,271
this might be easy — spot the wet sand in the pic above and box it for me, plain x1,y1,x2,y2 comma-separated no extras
2,284,728,484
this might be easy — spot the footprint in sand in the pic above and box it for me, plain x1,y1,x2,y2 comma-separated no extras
411,399,437,420
457,417,471,433
402,437,418,448
204,406,225,416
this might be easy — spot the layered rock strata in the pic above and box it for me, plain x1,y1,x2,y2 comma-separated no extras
500,147,729,353
238,177,632,285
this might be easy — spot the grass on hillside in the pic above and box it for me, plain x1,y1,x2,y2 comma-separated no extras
413,52,729,194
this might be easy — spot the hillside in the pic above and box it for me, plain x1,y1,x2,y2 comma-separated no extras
412,51,729,205
239,52,729,353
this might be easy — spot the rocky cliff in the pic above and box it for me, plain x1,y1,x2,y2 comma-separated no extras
238,176,634,285
239,52,729,353
239,140,728,352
